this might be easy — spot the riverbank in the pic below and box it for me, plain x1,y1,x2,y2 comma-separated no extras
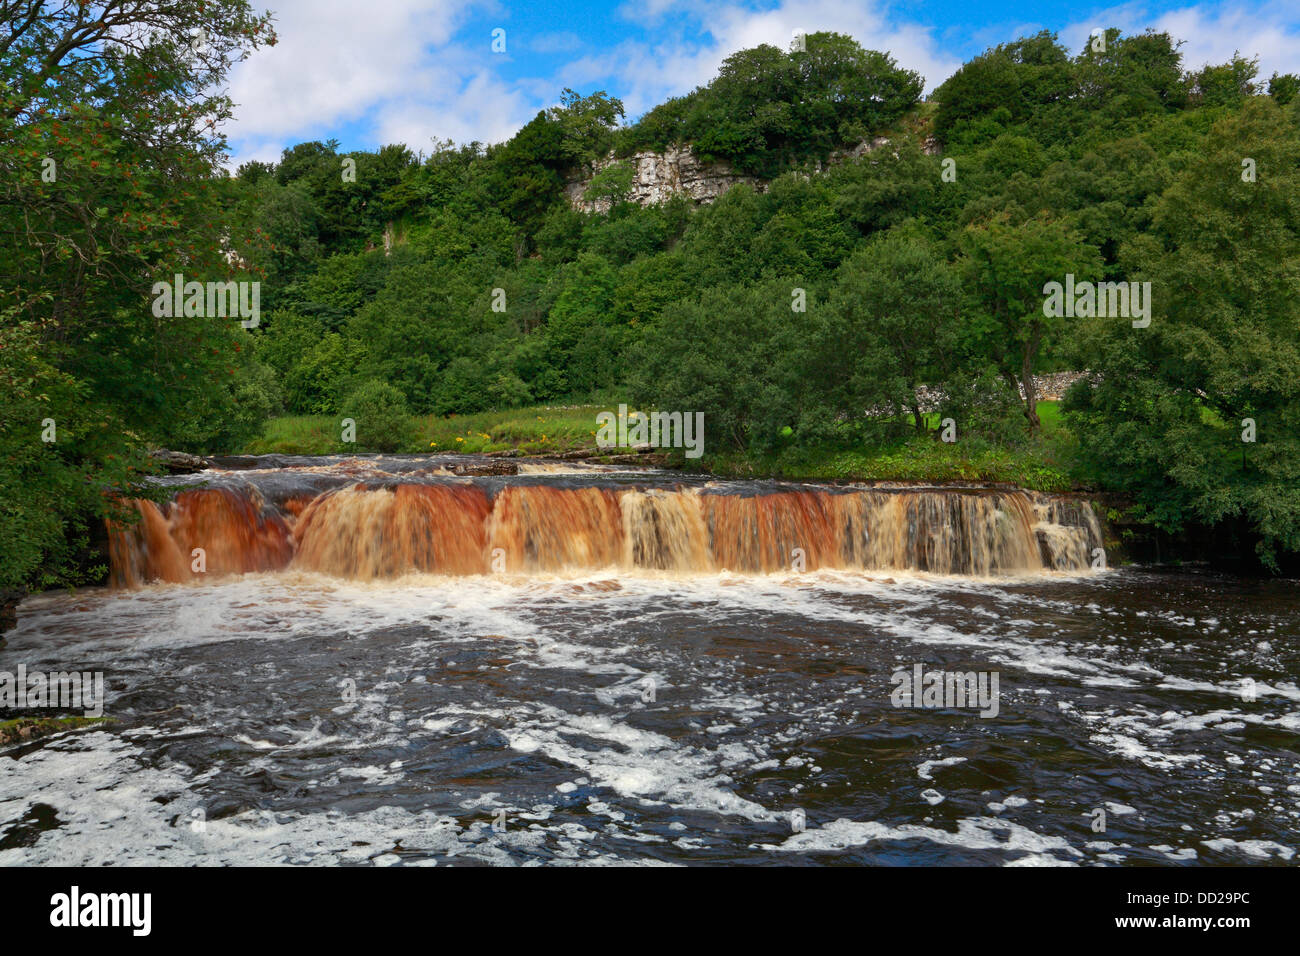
241,401,1080,491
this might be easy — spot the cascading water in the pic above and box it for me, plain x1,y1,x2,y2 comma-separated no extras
106,457,1104,585
10,454,1296,868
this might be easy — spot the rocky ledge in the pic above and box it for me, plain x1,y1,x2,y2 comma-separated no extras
566,136,939,213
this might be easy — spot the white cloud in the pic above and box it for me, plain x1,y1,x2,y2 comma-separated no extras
222,0,1300,167
223,0,503,165
564,0,962,123
1061,1,1300,79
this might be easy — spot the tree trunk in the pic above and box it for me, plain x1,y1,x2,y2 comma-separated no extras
1022,339,1041,430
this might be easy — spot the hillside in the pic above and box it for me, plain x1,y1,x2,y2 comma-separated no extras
5,25,1300,596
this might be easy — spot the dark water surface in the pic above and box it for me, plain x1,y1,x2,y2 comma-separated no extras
1,566,1296,865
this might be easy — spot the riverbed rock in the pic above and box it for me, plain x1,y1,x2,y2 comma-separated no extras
448,460,519,476
150,449,211,474
0,588,22,635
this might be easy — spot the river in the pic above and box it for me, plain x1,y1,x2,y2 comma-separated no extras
0,456,1296,865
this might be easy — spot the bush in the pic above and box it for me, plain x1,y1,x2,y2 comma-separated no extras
341,380,414,452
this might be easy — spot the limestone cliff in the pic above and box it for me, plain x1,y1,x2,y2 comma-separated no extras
565,136,937,212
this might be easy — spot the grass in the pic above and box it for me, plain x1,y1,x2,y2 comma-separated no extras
245,415,343,455
700,441,1073,490
418,406,605,456
240,400,1082,491
696,401,1076,491
242,405,609,456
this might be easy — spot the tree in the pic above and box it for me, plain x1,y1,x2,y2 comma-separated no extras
959,217,1101,428
629,278,808,453
1268,72,1300,106
342,380,414,452
582,160,635,210
1191,55,1259,108
548,89,625,165
542,253,622,397
619,33,921,177
821,231,963,435
0,0,276,589
1065,99,1300,566
933,32,1072,144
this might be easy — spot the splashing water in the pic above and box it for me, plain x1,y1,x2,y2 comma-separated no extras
8,458,1291,867
105,457,1104,583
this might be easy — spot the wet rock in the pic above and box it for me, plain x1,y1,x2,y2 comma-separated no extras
0,588,22,634
150,449,211,474
597,453,670,466
550,448,602,460
448,460,519,476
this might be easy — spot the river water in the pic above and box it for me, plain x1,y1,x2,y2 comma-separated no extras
0,458,1296,866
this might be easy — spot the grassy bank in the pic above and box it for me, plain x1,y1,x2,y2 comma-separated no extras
697,401,1077,491
240,400,1081,491
243,406,605,457
697,436,1074,490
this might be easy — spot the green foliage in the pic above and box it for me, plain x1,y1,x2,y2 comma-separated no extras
935,30,1192,147
959,216,1102,427
618,33,921,177
582,160,635,208
0,315,140,589
485,89,625,239
0,1,275,590
1064,98,1300,566
1268,72,1300,106
629,278,808,453
1190,55,1259,108
342,379,415,453
820,231,963,435
8,8,1299,589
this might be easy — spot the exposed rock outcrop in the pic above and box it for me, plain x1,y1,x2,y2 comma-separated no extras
150,449,211,474
566,146,766,213
566,136,939,212
447,460,519,476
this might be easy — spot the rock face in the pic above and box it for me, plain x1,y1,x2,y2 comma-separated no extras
566,146,765,214
566,136,939,213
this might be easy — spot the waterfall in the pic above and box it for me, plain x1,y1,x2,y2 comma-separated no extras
107,478,1105,584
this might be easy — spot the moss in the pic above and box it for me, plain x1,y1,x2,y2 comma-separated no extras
0,715,114,747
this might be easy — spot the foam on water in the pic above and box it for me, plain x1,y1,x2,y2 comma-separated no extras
2,567,1297,865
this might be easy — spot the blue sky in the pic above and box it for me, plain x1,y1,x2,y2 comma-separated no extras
223,0,1299,167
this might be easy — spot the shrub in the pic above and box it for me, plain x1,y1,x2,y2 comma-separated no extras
341,380,414,452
